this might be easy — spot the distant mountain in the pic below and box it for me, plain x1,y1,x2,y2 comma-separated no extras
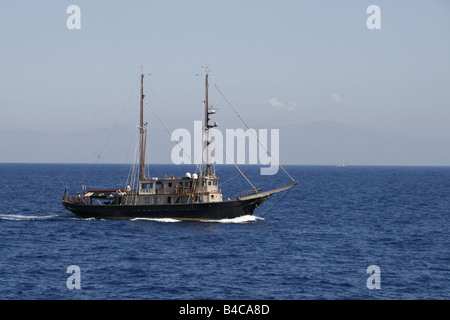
0,125,173,164
1,121,450,166
278,121,450,166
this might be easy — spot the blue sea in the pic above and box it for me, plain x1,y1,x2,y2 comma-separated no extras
0,163,449,300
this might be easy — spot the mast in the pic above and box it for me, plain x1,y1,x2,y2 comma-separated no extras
204,69,211,176
204,68,217,177
139,72,146,180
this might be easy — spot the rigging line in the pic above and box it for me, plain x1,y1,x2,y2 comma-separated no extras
220,172,242,186
217,140,257,191
258,182,296,218
96,76,141,162
254,205,265,219
211,80,297,183
143,80,194,130
150,77,204,103
145,102,202,173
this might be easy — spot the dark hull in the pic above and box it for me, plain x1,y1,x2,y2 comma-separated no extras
63,195,269,220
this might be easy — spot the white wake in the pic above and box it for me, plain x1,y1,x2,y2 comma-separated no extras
130,217,181,223
129,215,264,223
202,215,264,224
0,214,57,221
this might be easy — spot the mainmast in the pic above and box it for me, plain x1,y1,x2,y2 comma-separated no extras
139,72,147,180
204,68,217,177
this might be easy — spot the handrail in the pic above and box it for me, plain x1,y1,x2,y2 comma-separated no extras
238,188,262,198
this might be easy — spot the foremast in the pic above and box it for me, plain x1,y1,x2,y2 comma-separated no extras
139,72,147,180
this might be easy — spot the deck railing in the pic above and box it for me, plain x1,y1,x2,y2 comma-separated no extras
63,195,86,204
238,188,262,198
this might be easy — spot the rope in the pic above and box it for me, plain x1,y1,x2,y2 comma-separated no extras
256,181,296,218
219,141,257,191
220,172,242,186
96,76,140,162
211,80,296,183
145,102,202,173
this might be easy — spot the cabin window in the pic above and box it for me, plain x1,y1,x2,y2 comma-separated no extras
156,182,163,190
167,196,172,204
208,181,212,186
211,194,214,198
185,182,189,187
168,182,172,187
141,182,153,189
214,181,217,186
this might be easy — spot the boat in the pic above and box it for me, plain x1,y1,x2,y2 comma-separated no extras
62,70,297,220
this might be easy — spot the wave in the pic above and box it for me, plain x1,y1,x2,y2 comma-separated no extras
128,215,264,223
201,215,264,224
0,214,263,223
0,214,58,221
130,217,181,223
68,217,98,221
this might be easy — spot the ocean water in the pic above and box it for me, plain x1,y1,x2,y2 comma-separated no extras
0,163,449,300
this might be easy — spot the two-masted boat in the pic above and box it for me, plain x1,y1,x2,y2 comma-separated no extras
62,70,297,220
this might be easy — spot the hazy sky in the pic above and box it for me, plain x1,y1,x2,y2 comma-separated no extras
1,0,449,142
